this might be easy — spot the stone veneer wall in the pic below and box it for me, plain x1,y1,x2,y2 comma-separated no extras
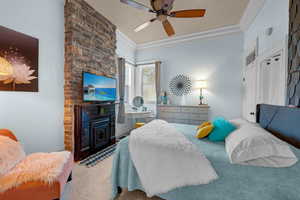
288,0,300,106
64,0,117,151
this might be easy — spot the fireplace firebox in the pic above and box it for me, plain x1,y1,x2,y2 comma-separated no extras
74,104,116,161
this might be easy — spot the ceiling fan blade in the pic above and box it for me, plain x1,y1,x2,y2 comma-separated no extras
121,0,154,12
162,20,175,37
151,0,163,11
135,18,157,32
170,9,206,18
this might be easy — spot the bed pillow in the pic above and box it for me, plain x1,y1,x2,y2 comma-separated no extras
225,123,298,168
196,125,214,139
208,117,236,142
197,121,211,130
0,136,26,176
229,118,250,128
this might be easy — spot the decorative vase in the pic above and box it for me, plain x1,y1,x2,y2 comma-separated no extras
163,96,168,105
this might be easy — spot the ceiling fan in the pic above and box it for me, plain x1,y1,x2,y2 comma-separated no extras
120,0,206,37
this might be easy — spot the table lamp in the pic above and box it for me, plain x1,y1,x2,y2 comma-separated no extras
196,80,207,105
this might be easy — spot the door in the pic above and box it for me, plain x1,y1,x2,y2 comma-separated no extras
243,62,258,122
258,52,285,106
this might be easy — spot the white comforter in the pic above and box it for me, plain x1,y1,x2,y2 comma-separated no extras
129,120,218,197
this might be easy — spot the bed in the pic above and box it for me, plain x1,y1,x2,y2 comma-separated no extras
111,104,300,200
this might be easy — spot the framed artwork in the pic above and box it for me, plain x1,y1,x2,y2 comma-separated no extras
0,25,38,92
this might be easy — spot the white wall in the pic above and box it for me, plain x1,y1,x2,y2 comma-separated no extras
116,30,136,63
244,0,289,54
0,0,65,153
136,33,244,120
242,0,289,111
116,30,137,137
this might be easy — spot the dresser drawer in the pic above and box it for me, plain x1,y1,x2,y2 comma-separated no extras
189,113,208,121
159,112,192,120
162,118,189,124
181,107,209,113
173,119,190,124
188,120,206,125
158,112,174,119
159,106,181,113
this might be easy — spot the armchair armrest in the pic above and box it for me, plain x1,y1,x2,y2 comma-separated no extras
0,129,18,141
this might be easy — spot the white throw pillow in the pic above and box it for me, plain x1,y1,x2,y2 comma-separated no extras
229,118,249,128
0,136,26,176
225,121,298,168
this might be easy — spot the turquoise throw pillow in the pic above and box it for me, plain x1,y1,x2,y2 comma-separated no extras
208,117,236,142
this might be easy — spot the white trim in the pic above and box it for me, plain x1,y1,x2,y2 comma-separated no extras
116,29,137,49
136,59,158,65
125,57,136,65
116,53,136,66
239,0,267,31
136,25,242,50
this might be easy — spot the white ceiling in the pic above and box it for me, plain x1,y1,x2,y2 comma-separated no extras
86,0,249,44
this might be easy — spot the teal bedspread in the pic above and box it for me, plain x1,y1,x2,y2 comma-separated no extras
111,123,300,200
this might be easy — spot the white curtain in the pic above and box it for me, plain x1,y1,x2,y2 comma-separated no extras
155,61,162,104
118,58,126,124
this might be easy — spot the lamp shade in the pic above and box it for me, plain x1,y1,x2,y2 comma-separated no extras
195,80,207,89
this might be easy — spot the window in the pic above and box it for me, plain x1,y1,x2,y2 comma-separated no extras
125,62,135,104
139,64,156,104
124,62,156,107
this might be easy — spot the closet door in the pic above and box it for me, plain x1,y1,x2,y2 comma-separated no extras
258,53,285,106
243,63,257,122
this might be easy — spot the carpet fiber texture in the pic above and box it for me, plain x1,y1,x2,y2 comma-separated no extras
61,156,162,200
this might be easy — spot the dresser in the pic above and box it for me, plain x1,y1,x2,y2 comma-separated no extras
157,105,209,125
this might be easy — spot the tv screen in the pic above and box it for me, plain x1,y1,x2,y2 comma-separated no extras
83,72,117,102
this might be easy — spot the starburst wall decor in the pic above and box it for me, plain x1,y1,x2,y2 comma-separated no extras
0,26,38,92
169,74,192,96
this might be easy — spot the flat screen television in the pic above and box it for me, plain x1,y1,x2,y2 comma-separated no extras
83,72,117,102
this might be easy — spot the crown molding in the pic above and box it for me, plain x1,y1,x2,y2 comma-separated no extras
116,29,137,49
136,25,242,50
239,0,267,31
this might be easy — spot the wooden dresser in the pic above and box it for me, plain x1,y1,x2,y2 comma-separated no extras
157,105,209,125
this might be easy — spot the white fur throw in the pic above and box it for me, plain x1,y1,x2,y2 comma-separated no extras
0,136,25,177
0,151,70,193
129,120,218,197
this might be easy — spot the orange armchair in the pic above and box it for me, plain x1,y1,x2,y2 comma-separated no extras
0,129,74,200
0,129,17,142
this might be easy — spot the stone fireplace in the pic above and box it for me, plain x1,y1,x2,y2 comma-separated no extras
64,0,117,151
288,0,300,106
